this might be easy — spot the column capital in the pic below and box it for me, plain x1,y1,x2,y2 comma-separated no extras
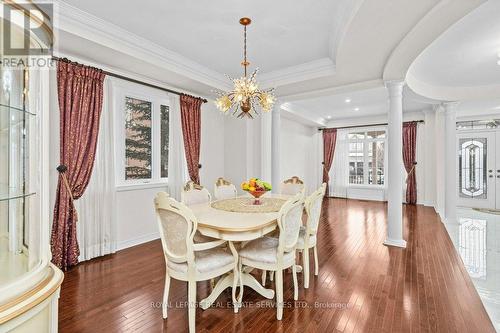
384,80,405,97
441,101,459,114
384,79,405,87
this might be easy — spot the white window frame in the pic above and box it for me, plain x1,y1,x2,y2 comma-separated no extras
347,126,387,188
113,79,170,189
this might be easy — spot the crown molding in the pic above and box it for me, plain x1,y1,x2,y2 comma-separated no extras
280,102,326,127
259,58,336,89
279,79,383,101
54,0,231,91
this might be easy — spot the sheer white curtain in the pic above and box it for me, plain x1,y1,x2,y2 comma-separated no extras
167,93,188,201
329,129,349,198
75,79,117,261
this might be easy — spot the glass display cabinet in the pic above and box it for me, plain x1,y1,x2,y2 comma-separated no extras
0,2,63,332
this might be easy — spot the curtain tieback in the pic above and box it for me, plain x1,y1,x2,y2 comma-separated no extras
405,162,417,184
57,165,78,215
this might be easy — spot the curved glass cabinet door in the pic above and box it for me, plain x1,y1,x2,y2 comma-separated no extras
0,11,45,299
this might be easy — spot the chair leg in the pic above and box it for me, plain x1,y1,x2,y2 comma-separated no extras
270,271,274,281
162,274,170,318
261,270,267,286
276,269,283,320
232,266,239,313
303,248,310,288
237,259,244,309
313,246,319,276
292,264,298,301
188,280,196,333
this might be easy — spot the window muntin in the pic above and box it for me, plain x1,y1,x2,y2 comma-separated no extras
347,129,386,186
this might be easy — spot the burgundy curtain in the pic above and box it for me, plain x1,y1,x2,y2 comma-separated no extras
403,121,418,204
322,128,337,194
180,94,203,184
51,60,105,271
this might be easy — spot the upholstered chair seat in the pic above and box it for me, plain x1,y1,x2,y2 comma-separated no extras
167,247,235,275
239,237,295,266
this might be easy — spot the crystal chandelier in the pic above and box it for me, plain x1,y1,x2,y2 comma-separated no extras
215,17,276,118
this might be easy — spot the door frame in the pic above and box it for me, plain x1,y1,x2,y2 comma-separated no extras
456,129,496,209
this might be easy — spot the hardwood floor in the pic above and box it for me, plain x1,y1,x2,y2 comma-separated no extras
58,198,495,332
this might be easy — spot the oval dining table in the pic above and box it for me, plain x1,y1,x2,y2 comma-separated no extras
189,194,291,310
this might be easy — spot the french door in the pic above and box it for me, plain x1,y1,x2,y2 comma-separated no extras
457,131,500,209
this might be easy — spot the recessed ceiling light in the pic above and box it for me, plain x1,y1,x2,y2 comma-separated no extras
354,107,360,111
326,116,332,119
345,98,351,103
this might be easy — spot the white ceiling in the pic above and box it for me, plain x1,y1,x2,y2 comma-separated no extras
53,0,494,124
61,0,349,78
409,0,500,89
284,86,432,123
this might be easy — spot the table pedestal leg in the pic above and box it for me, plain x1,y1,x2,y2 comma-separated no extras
200,271,275,310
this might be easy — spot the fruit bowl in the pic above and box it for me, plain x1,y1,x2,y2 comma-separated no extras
247,190,268,205
241,178,272,205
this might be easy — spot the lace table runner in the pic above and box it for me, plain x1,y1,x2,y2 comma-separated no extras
211,197,287,213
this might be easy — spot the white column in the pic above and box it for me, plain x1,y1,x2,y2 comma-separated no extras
422,109,436,207
271,106,281,193
434,105,446,218
444,102,458,224
384,80,406,248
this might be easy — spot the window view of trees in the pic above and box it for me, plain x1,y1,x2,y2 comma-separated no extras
160,105,169,178
125,97,152,179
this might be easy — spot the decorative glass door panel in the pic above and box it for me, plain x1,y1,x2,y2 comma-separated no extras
457,132,496,209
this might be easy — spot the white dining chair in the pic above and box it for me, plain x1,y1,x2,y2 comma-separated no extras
237,192,305,320
280,176,306,196
181,181,218,243
214,177,237,200
181,181,212,206
154,192,239,333
297,183,326,288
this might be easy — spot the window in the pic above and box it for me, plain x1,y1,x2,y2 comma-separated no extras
115,82,170,187
348,129,386,186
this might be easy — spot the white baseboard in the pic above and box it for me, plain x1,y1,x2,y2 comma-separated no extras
117,232,160,251
383,238,407,248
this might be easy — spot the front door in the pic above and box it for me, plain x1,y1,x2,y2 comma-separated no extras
457,131,496,209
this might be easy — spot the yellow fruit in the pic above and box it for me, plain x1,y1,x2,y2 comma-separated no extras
249,186,256,192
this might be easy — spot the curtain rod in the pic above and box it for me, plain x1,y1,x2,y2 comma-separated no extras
52,56,208,103
318,120,424,131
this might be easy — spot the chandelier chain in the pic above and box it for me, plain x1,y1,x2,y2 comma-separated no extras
243,25,248,77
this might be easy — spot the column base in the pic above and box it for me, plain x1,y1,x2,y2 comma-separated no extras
383,238,407,248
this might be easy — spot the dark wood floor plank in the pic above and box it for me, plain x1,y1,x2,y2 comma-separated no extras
58,198,495,333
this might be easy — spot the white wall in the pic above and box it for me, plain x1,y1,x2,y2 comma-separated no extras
280,117,321,193
199,102,225,192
